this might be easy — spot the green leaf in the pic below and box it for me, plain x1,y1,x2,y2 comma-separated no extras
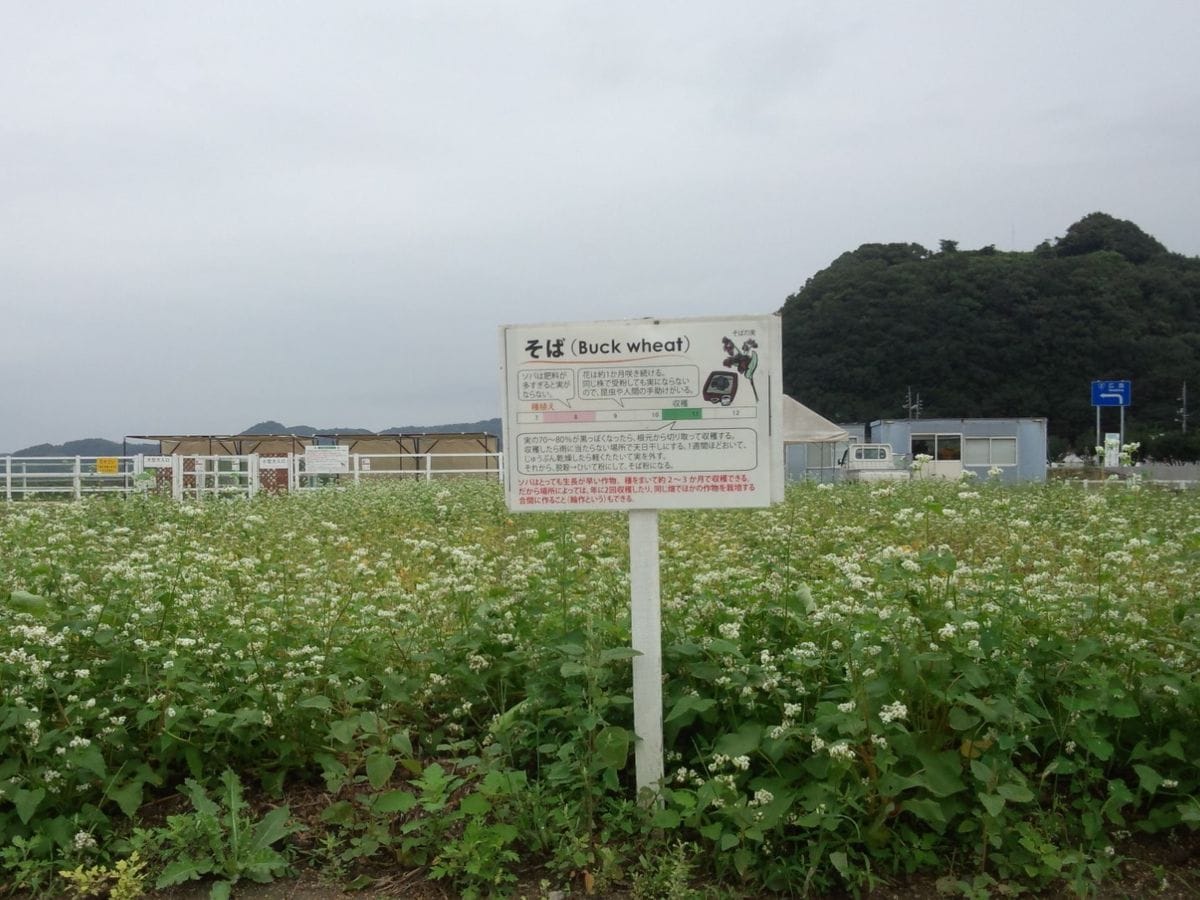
7,590,50,616
651,807,681,828
459,791,491,816
110,780,144,817
902,798,948,826
713,723,763,758
560,661,589,678
210,881,233,900
918,750,966,797
980,793,1006,817
13,787,45,824
298,695,332,710
969,759,994,785
997,781,1034,803
372,790,416,814
1178,798,1200,825
664,695,717,723
829,850,851,879
948,707,981,731
1110,696,1140,718
1080,733,1114,761
248,805,296,851
329,717,357,744
366,753,397,790
389,729,413,756
156,857,207,888
600,646,641,662
593,726,631,771
1131,764,1162,795
71,744,107,779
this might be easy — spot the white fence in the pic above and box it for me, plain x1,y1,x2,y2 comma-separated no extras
2,452,503,502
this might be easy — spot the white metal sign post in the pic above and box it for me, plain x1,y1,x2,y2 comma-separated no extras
500,315,783,800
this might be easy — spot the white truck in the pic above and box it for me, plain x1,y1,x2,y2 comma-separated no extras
839,444,910,481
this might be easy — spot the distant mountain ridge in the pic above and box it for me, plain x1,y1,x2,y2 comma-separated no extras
240,419,502,437
7,438,161,458
5,419,503,456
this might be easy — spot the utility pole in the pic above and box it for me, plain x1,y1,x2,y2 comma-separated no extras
1179,381,1189,433
903,386,923,420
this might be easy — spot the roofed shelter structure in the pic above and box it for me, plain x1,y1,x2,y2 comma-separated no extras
315,433,499,475
125,432,501,489
129,435,312,456
780,396,851,482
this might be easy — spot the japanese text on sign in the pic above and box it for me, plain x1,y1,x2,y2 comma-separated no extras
500,315,783,511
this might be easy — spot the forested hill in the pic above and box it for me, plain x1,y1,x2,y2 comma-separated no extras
779,213,1200,455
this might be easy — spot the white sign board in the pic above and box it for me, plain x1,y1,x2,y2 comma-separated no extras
143,455,173,469
500,315,783,511
259,456,291,471
304,446,350,474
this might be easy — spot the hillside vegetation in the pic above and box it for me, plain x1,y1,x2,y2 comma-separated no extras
780,213,1200,456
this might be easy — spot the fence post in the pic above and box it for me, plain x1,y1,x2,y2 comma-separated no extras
424,453,432,481
171,456,183,501
74,457,82,500
4,456,10,502
353,454,360,485
248,455,259,499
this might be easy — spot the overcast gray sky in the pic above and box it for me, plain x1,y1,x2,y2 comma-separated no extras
3,2,1198,451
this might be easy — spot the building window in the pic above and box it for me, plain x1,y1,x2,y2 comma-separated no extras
964,437,1018,466
912,434,961,461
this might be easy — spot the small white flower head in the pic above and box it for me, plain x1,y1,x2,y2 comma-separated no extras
828,741,856,762
718,621,741,641
72,831,97,852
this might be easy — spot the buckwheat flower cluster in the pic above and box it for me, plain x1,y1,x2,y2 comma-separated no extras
827,741,856,763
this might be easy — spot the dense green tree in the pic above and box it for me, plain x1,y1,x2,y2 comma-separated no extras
780,214,1199,454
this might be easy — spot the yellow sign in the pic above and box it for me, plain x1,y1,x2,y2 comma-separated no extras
96,457,119,475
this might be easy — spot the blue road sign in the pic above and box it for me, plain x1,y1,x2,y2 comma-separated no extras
1091,380,1131,407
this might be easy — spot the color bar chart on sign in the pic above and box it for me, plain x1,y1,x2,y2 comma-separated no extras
515,406,757,424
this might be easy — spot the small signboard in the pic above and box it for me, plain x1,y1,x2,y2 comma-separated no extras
96,457,119,475
304,446,350,474
499,315,783,511
1092,380,1131,407
259,456,291,471
142,455,173,469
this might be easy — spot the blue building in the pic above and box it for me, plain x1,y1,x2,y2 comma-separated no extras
866,417,1047,483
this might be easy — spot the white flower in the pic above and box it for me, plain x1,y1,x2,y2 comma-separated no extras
837,700,856,714
828,741,856,762
718,621,741,640
879,701,908,724
751,788,774,806
72,831,97,852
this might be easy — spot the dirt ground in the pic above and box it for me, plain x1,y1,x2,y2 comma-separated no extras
144,828,1200,899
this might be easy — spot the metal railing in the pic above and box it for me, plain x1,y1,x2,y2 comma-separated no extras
3,452,504,501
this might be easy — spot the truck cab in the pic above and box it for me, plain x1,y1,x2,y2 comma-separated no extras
839,443,909,481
